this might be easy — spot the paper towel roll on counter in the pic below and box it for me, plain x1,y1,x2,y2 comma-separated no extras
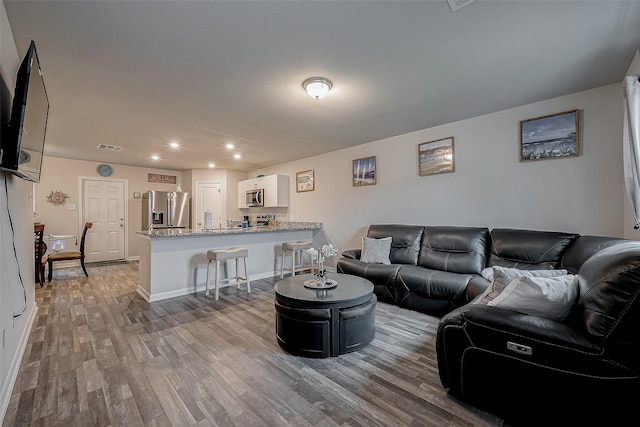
204,211,213,229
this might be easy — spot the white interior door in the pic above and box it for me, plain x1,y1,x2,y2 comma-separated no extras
82,178,126,262
195,181,223,229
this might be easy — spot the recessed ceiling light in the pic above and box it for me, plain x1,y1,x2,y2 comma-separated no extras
226,143,234,150
170,142,180,148
151,155,160,160
234,153,241,159
208,163,215,168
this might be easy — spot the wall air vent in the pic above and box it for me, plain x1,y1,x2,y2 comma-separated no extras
97,144,124,152
447,0,474,12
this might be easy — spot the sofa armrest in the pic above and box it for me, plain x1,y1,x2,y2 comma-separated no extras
341,249,361,259
465,275,490,303
436,303,634,426
440,304,599,352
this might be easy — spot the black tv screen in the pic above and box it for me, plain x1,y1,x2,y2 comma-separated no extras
0,40,49,183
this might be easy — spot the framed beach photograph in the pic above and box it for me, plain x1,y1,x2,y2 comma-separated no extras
352,156,376,187
296,169,315,192
418,137,455,176
519,109,579,162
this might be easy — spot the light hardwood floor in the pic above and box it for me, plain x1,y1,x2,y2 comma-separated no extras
2,263,504,426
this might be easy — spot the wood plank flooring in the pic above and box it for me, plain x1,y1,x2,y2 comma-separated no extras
2,263,504,426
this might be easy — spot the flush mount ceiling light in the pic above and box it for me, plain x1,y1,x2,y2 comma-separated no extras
302,77,332,99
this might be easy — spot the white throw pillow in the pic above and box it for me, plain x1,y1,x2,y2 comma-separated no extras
360,236,392,264
476,266,569,305
487,274,578,321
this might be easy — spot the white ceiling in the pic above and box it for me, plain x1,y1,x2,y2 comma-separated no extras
4,0,640,172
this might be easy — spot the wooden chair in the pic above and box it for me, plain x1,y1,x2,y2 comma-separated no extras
47,222,92,281
34,223,47,288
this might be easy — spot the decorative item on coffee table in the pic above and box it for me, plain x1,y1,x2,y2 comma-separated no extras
305,244,338,289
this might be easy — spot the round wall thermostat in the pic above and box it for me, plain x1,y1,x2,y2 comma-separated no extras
97,163,113,177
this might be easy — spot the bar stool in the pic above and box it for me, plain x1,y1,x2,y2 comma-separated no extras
280,241,314,279
205,247,250,301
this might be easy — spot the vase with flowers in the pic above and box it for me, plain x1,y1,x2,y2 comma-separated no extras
306,244,338,288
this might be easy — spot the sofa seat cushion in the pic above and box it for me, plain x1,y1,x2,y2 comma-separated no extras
397,265,472,302
419,226,489,274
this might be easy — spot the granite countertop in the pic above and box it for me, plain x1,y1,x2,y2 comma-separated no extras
137,221,322,238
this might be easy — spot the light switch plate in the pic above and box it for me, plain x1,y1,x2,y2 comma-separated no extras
67,203,76,209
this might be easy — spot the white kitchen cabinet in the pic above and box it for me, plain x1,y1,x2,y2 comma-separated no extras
262,174,289,207
237,180,249,208
238,174,289,208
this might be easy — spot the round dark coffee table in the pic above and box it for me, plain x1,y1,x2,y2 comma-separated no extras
274,273,376,358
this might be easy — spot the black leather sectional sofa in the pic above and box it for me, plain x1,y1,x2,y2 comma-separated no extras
336,224,640,425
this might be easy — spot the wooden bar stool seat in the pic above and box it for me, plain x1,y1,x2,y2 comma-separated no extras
280,241,314,279
205,247,250,301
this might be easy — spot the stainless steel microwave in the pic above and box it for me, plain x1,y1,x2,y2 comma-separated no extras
246,188,264,207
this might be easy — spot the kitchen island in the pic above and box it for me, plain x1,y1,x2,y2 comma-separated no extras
136,222,323,302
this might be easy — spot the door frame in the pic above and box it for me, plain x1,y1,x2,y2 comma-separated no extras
78,176,129,261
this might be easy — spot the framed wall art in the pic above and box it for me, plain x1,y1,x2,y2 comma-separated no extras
296,169,315,192
418,137,455,176
519,109,579,162
148,173,177,184
352,156,377,187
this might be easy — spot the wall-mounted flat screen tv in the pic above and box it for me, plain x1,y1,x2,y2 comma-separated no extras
0,40,49,183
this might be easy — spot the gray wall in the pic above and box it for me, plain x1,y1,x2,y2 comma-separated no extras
0,3,38,420
251,83,629,265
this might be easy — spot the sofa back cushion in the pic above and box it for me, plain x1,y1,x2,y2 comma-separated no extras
560,235,627,274
418,226,489,274
367,224,424,265
488,228,578,270
578,242,640,346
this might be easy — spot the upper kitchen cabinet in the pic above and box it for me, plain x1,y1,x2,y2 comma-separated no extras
237,179,250,208
238,174,289,208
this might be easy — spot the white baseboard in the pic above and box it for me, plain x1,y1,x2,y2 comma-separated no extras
139,270,280,302
0,302,38,423
128,256,139,262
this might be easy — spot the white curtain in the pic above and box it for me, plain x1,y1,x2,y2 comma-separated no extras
623,75,640,229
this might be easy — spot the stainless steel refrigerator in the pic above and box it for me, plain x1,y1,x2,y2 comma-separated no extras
142,191,190,229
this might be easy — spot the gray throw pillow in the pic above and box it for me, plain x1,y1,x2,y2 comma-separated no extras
360,236,392,264
476,266,569,305
487,274,578,321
